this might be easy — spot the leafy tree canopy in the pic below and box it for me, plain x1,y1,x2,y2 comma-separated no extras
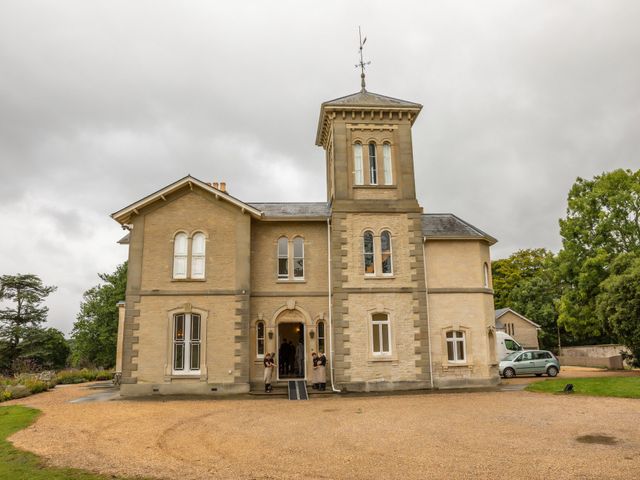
558,169,640,339
596,252,640,366
0,274,57,372
71,262,127,368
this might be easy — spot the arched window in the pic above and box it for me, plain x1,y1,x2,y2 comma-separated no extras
191,233,206,279
293,237,304,279
383,143,393,185
371,313,391,355
363,231,375,275
173,313,201,373
256,321,265,358
446,330,466,362
381,230,393,275
173,233,188,279
353,143,364,185
317,321,325,354
277,237,288,279
368,142,377,185
483,263,490,288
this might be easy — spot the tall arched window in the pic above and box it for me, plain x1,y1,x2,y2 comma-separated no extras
293,237,304,279
173,313,201,373
381,230,393,274
483,263,490,288
383,143,393,185
363,231,375,275
173,232,188,279
277,237,288,279
368,142,378,185
191,233,206,279
256,321,265,358
353,143,364,185
317,321,325,354
371,313,391,355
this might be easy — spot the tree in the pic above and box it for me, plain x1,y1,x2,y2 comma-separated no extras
558,169,640,341
14,327,70,372
492,249,563,349
596,252,640,366
0,274,57,372
71,262,127,368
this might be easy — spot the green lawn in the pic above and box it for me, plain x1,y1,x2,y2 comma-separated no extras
0,405,136,480
525,376,640,399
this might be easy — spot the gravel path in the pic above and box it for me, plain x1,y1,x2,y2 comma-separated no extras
6,379,640,480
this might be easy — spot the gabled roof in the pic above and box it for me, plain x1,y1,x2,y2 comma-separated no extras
248,202,330,220
495,308,541,329
316,89,423,147
421,213,497,245
111,175,262,224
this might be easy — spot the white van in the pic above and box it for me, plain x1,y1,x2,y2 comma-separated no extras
496,331,523,360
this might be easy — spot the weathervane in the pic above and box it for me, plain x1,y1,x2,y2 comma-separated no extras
355,26,370,92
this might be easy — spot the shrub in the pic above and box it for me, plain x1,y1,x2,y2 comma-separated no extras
55,369,114,384
0,390,11,401
5,384,30,399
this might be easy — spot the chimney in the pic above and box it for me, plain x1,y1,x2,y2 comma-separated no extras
212,182,219,190
220,182,227,193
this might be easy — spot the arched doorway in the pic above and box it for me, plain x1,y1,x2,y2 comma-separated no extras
275,309,306,381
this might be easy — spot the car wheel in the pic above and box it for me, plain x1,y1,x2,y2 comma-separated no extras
535,373,542,377
547,366,559,377
503,368,516,378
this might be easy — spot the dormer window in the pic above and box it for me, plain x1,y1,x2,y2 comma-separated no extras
368,142,378,185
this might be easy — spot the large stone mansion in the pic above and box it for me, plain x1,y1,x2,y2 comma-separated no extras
112,82,500,395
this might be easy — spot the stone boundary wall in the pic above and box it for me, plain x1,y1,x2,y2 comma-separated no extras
557,355,624,370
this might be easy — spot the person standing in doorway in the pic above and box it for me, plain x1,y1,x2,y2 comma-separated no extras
263,352,274,392
311,352,319,389
317,351,327,391
279,338,288,375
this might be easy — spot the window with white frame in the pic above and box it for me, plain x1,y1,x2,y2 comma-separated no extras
277,237,288,279
381,230,393,275
173,313,201,373
383,143,393,185
173,233,188,279
354,142,364,185
371,313,391,355
293,237,304,279
256,321,265,358
483,263,490,288
317,321,325,354
446,330,466,362
191,233,206,279
363,231,375,275
368,142,378,185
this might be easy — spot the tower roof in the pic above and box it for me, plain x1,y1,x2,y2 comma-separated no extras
315,89,423,147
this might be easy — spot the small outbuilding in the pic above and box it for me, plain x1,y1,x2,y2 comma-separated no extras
495,308,541,349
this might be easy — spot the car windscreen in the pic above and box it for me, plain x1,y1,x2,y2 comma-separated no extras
502,352,520,361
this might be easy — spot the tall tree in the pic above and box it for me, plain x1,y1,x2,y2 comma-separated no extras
492,249,562,349
0,274,57,372
596,252,640,366
558,169,640,341
71,262,127,368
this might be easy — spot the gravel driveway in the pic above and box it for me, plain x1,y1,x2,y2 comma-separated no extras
7,378,640,480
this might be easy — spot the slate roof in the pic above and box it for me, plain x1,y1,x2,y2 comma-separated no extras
321,90,422,108
421,213,497,245
249,202,330,219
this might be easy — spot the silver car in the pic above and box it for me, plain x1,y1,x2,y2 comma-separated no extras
499,350,560,378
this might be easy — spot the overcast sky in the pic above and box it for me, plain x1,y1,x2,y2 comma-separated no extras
1,1,639,335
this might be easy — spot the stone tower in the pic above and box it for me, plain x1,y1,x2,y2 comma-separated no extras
316,88,432,391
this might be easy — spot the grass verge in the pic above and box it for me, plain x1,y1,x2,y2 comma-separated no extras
525,376,640,399
0,405,133,479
